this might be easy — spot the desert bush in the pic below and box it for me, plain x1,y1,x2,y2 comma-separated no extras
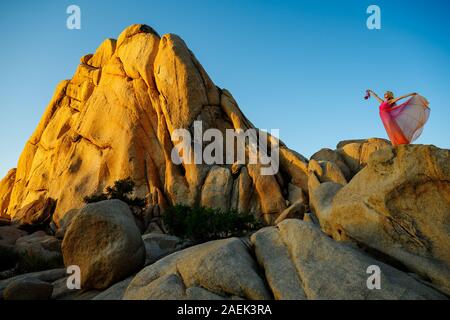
84,177,145,208
163,205,263,242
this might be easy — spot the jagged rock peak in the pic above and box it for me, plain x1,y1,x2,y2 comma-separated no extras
0,24,309,226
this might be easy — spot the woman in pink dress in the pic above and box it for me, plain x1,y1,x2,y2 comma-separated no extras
366,90,430,146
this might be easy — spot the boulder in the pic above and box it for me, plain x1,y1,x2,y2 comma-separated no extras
310,149,351,180
309,139,390,181
274,201,307,225
3,278,53,300
251,227,306,300
142,233,191,265
0,227,27,273
336,139,368,149
55,208,79,239
321,145,450,295
12,196,56,229
50,276,78,300
144,221,164,235
124,238,271,300
50,276,100,300
0,268,66,299
92,277,133,300
61,200,145,290
200,166,233,212
230,166,253,213
15,231,63,266
0,226,27,247
253,220,446,300
287,183,306,205
336,138,391,177
309,182,343,227
308,159,347,185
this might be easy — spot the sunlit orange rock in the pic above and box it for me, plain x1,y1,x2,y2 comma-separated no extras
0,24,309,226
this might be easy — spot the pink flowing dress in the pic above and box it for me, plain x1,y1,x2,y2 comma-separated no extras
379,95,430,146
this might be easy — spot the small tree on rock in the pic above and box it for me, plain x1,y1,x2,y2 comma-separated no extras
83,177,145,209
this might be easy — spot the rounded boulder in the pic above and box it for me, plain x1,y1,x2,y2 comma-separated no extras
62,199,145,290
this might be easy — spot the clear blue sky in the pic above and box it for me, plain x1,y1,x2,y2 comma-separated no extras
1,0,449,177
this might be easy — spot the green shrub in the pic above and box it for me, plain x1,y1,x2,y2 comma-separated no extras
84,177,145,208
163,205,263,242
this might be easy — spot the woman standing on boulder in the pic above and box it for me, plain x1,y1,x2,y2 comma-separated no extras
365,90,430,146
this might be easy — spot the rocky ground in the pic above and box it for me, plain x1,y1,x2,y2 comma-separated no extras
0,138,448,300
0,24,449,300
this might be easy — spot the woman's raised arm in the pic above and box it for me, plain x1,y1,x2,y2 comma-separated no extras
390,93,417,104
368,90,383,104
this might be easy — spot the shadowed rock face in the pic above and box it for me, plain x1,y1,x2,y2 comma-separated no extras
0,24,308,225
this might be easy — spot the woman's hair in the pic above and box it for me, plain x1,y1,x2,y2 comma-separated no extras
385,91,394,99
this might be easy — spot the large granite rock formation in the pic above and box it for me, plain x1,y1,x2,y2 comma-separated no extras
0,24,308,226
